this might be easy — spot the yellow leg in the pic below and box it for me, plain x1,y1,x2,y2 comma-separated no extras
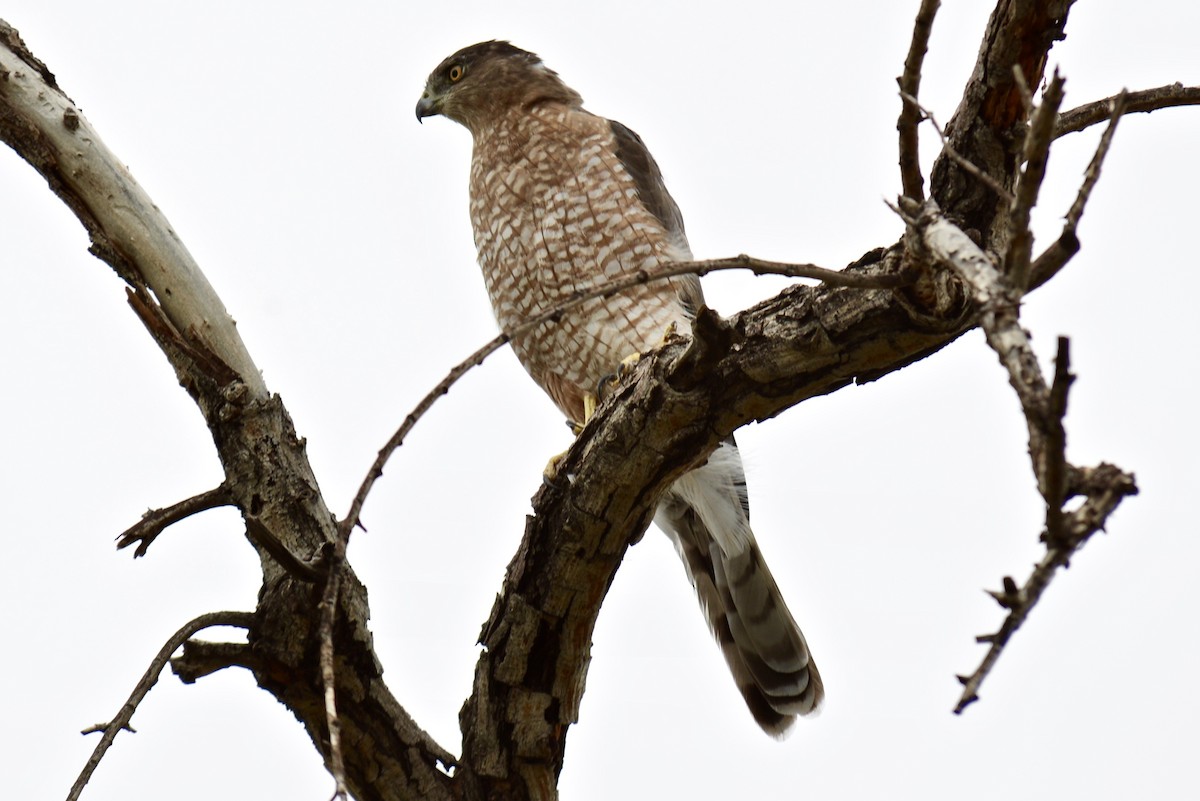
545,323,679,483
600,321,680,399
544,390,600,482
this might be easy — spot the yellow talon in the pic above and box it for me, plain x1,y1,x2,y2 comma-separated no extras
658,320,679,346
616,350,642,378
547,324,679,483
545,390,600,483
543,450,567,483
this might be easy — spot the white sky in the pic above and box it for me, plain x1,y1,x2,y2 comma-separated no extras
2,1,1198,799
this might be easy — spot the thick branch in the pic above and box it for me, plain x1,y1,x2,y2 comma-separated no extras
0,21,266,397
1,21,454,801
930,0,1076,239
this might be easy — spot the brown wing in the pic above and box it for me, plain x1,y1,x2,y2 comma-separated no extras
609,119,704,316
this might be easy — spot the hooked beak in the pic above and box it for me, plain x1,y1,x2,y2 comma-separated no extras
415,92,441,122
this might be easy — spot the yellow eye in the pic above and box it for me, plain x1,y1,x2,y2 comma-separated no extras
448,64,464,82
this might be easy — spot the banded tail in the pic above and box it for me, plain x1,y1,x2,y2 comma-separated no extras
653,439,822,736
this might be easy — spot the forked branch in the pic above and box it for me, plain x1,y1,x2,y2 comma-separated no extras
900,198,1139,712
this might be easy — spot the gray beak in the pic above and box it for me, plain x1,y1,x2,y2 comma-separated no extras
415,93,440,122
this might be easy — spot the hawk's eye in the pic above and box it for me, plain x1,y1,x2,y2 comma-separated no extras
448,64,464,82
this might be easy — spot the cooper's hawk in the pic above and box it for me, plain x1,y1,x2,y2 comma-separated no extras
417,41,822,736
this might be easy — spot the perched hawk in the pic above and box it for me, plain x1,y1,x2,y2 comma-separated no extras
417,41,822,736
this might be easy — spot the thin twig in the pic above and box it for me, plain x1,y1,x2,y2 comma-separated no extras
318,549,349,800
901,93,1015,203
68,611,255,801
955,464,1137,713
1066,90,1128,230
1007,70,1064,291
897,0,941,201
1029,91,1128,290
1055,82,1200,138
337,253,909,538
1042,337,1074,547
116,484,233,557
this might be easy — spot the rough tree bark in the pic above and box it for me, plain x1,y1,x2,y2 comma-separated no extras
1,2,1194,800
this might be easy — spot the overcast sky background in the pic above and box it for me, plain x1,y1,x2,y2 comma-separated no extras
2,1,1198,799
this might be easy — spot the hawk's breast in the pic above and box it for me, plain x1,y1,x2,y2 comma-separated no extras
468,104,691,421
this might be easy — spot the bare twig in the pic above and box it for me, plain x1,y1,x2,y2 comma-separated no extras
318,551,349,800
1007,70,1065,291
1055,82,1200,138
897,0,941,201
116,484,233,556
1065,91,1128,231
1029,91,1128,290
902,93,1015,203
1026,234,1079,292
337,253,910,538
68,611,255,801
904,200,1138,712
1043,337,1074,547
955,464,1138,713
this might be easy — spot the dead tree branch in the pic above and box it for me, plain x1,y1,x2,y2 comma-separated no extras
116,484,234,557
1055,83,1200,138
957,462,1137,712
68,612,255,801
0,21,265,396
897,0,941,201
1007,69,1064,290
171,640,263,684
901,93,1014,202
3,22,453,801
901,198,1138,712
1029,91,1128,290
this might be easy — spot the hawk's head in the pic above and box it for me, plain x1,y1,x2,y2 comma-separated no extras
416,41,582,133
